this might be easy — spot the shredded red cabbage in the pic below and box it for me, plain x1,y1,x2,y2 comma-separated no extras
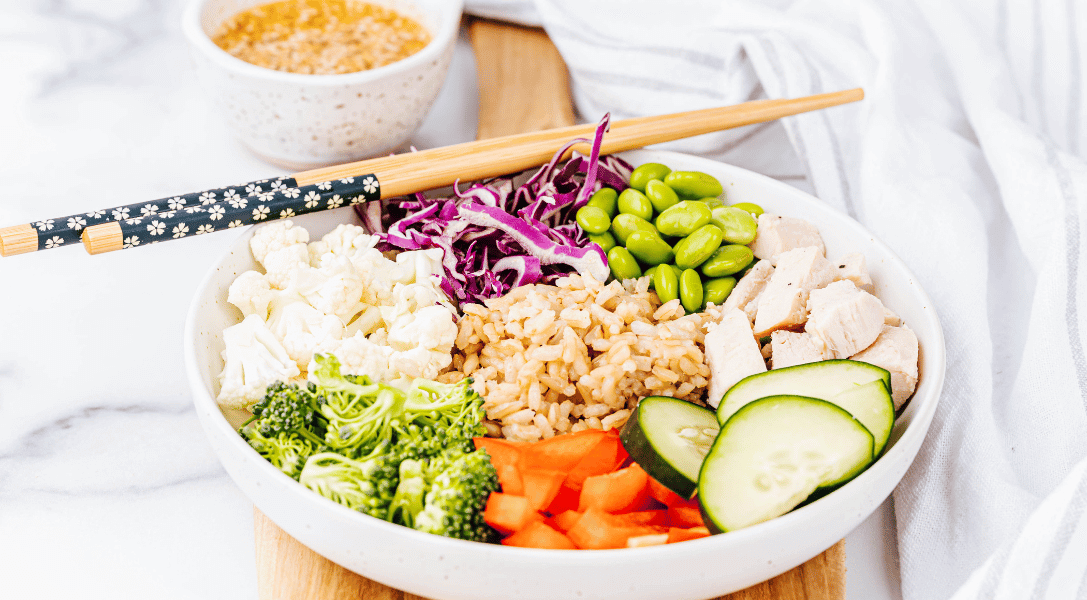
356,116,633,305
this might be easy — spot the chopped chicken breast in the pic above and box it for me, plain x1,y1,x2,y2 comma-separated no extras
749,214,826,265
752,247,837,337
705,308,767,408
722,259,774,322
806,280,885,358
883,306,902,327
833,252,874,292
851,324,920,409
770,330,833,370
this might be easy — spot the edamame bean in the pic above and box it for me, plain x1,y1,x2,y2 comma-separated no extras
730,202,764,217
629,163,672,192
576,206,612,234
701,196,725,209
703,277,737,308
700,244,754,277
710,206,758,245
617,188,654,221
644,265,658,286
626,229,674,266
611,213,656,245
645,179,680,213
589,231,617,253
587,188,619,217
664,170,724,199
673,224,724,269
656,200,712,237
653,263,679,304
679,269,704,313
607,246,643,281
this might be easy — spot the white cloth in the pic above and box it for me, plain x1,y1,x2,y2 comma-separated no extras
465,1,1087,598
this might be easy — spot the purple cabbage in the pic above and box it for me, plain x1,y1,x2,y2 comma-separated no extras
357,116,632,305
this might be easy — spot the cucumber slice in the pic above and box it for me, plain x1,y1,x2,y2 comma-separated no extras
699,395,874,533
620,396,719,498
717,359,893,455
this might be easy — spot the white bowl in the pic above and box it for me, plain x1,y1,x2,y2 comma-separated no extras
182,0,463,169
185,149,945,600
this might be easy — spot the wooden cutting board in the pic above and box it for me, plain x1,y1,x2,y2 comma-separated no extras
252,18,847,600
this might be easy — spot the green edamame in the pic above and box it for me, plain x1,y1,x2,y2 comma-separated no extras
644,265,658,286
629,163,672,192
673,224,724,269
656,200,712,237
703,277,737,308
645,179,680,213
611,213,656,245
576,206,612,235
701,196,725,209
664,170,724,199
709,206,758,245
589,231,617,253
679,269,703,313
607,246,643,281
626,229,674,266
587,188,619,217
700,244,754,277
617,188,654,221
730,202,764,218
653,263,679,304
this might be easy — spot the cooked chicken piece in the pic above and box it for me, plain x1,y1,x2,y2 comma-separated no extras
883,305,902,326
806,279,885,358
833,252,874,292
769,330,833,370
722,259,774,322
705,308,767,408
752,247,837,337
851,324,919,409
749,214,826,265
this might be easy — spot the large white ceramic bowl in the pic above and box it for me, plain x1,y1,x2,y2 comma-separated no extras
182,0,463,169
185,149,945,600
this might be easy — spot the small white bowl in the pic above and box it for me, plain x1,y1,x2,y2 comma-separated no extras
185,150,946,600
182,0,463,169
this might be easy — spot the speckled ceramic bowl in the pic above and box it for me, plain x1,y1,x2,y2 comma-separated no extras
182,0,462,169
185,150,946,599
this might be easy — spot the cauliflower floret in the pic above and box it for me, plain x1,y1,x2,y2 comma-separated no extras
387,305,458,353
262,244,310,289
251,220,309,266
380,282,444,330
267,300,345,371
349,247,400,305
321,331,394,382
388,346,452,381
307,223,378,265
218,314,301,410
227,271,276,319
291,254,367,324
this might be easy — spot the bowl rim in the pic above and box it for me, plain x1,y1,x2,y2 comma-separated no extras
184,148,946,563
181,0,465,85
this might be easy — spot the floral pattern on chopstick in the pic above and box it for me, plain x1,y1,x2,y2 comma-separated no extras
115,175,380,249
35,176,297,251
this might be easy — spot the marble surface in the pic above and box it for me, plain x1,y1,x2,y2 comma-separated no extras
0,1,900,598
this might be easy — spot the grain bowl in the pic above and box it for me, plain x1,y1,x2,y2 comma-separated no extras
185,149,945,599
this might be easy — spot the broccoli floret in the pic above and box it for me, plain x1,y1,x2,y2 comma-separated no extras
387,459,428,527
298,451,400,520
240,427,319,480
404,378,486,442
244,380,327,447
413,449,500,543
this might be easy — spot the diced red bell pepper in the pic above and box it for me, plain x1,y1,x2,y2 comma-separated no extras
521,429,609,471
502,521,577,550
545,484,581,515
647,476,689,508
667,504,705,529
567,508,665,550
666,526,712,544
564,431,623,490
484,493,542,535
521,469,567,511
578,463,651,513
614,510,668,527
548,510,583,533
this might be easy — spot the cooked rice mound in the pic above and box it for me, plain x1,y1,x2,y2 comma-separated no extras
440,274,710,442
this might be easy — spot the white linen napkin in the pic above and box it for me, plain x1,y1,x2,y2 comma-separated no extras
465,1,1087,598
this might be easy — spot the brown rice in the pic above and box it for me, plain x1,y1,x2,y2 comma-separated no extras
439,274,711,442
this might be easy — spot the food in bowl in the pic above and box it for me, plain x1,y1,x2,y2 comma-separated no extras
212,0,431,75
211,131,921,551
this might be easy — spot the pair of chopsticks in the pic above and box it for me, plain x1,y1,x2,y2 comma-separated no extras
0,88,864,258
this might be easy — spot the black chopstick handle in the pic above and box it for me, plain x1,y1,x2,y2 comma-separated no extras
82,175,381,253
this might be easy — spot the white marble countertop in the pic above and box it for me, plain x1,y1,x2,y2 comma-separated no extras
0,2,901,598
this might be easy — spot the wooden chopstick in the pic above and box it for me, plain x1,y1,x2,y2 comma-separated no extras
0,88,863,257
